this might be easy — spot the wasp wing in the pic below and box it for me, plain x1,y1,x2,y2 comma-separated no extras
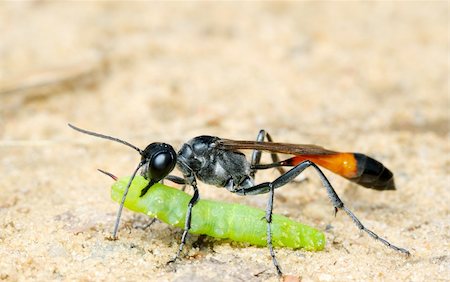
217,139,336,155
217,139,395,190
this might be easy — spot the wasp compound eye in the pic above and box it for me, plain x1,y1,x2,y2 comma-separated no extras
141,143,177,182
150,151,176,179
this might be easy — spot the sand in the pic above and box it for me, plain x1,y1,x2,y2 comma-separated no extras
0,2,448,281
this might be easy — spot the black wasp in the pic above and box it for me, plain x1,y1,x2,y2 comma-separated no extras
69,124,409,276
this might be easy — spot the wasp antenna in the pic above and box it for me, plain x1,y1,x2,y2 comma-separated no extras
68,123,143,155
112,161,145,239
97,169,118,181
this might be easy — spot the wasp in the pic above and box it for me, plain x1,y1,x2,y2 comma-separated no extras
69,124,409,276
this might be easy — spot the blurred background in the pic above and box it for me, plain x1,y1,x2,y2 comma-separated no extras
0,2,448,281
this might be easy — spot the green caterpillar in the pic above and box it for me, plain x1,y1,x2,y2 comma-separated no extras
111,175,325,250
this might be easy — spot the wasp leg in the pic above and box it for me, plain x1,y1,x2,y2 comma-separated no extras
237,160,409,276
266,182,282,276
165,175,187,184
250,130,307,184
138,176,187,230
167,173,199,264
165,175,188,191
133,217,158,230
250,130,288,178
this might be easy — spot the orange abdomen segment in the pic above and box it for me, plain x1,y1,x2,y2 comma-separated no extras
287,153,359,179
284,153,395,190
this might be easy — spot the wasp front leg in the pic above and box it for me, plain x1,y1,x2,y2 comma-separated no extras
167,172,200,264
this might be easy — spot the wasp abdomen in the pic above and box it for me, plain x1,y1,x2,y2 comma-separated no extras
353,153,395,190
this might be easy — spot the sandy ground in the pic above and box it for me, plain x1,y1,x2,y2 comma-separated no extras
0,2,448,282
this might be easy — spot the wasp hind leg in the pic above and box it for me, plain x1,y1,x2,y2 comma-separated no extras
236,160,410,275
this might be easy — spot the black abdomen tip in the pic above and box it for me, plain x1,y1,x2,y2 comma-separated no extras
353,153,396,190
